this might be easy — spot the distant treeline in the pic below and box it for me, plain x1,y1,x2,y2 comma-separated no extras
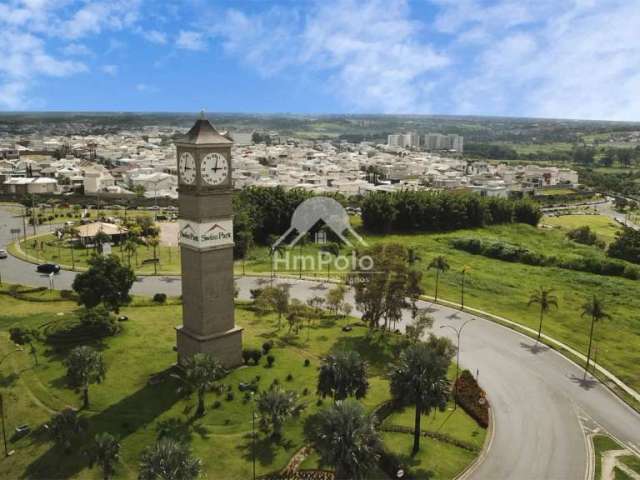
361,191,542,233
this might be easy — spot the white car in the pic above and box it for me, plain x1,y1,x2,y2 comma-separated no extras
0,249,7,259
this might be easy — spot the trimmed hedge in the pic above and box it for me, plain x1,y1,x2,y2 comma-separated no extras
454,370,489,429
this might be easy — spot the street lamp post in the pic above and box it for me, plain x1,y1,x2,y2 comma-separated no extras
440,319,475,410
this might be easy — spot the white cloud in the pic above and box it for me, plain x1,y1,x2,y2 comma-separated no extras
176,31,207,51
136,83,159,93
62,43,93,56
101,64,119,76
436,0,640,120
141,29,167,45
212,0,449,113
0,0,142,109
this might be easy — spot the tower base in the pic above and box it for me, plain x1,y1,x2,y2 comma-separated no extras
176,325,243,368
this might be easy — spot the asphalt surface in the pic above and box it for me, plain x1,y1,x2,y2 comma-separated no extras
2,208,640,480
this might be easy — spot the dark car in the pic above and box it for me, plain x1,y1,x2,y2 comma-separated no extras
36,263,61,274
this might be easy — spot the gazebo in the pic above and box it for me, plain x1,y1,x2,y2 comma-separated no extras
75,222,128,246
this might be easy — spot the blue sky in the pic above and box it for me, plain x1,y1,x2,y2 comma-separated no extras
1,0,639,120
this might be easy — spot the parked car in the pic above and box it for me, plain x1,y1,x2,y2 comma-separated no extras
36,263,61,274
0,249,7,259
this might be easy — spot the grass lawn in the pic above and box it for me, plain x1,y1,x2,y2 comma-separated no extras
243,221,640,393
593,435,622,480
0,287,484,479
16,234,181,275
542,214,621,244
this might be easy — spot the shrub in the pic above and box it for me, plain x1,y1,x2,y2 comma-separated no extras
60,289,75,300
226,392,234,401
77,305,119,336
454,370,489,428
302,387,309,396
242,348,262,365
286,373,293,382
304,359,311,367
262,340,274,354
9,327,35,345
212,400,221,409
623,265,640,280
266,354,275,367
153,293,167,304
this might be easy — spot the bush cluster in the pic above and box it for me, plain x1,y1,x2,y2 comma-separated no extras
454,370,489,429
451,238,637,280
152,293,167,304
242,348,263,365
566,226,605,248
361,190,542,233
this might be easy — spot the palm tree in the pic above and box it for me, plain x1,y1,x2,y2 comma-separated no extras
527,287,559,343
317,351,369,401
123,239,138,268
320,242,341,280
139,439,201,480
148,235,160,275
90,432,120,480
49,408,87,454
174,353,226,417
256,387,303,439
581,296,611,378
428,255,450,303
306,400,382,480
389,342,451,455
64,346,107,409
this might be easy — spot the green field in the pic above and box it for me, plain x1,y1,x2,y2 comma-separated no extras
542,214,622,244
9,211,640,395
15,234,181,275
0,286,484,479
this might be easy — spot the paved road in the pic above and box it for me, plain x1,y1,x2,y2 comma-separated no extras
2,208,640,479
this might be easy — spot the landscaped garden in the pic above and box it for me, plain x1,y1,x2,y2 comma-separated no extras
0,283,486,479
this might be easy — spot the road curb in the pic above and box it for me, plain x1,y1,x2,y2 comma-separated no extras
455,400,495,480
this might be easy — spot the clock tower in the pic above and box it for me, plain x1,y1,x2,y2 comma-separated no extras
175,116,243,367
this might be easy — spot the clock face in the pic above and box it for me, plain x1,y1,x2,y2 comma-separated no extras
179,152,196,184
201,152,229,186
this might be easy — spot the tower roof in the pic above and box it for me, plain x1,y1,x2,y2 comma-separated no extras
178,118,233,145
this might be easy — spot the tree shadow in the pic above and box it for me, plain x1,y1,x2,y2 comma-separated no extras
236,432,279,467
24,369,181,479
568,373,599,391
519,342,549,355
330,333,395,376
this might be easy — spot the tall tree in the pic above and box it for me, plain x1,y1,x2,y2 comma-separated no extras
49,408,87,454
389,341,453,455
428,256,450,303
139,439,201,480
581,296,611,378
306,400,382,480
64,346,107,409
90,432,120,480
317,351,369,401
527,287,559,343
175,353,226,417
72,255,135,312
325,284,346,316
256,387,303,439
147,235,160,275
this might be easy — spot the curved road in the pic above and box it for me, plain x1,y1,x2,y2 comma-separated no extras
2,209,640,479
